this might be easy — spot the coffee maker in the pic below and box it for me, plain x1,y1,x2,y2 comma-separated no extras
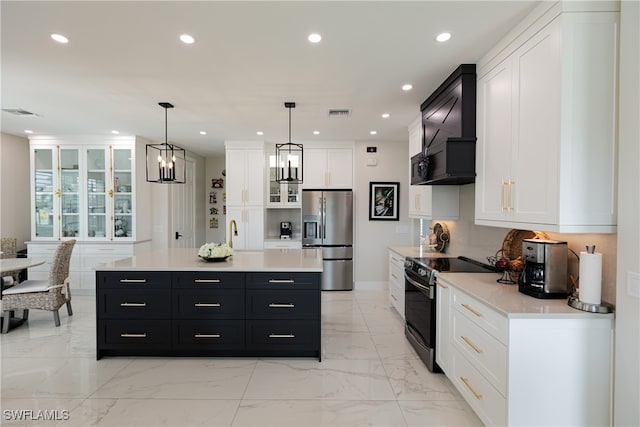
518,239,568,299
280,221,293,239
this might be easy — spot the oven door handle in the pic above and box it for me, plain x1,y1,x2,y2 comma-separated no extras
404,271,435,299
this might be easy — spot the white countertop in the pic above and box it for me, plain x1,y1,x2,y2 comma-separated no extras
94,248,323,272
437,272,614,319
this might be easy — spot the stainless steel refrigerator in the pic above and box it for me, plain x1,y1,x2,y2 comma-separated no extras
302,190,353,291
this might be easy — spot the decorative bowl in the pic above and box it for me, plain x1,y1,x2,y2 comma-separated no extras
199,255,230,262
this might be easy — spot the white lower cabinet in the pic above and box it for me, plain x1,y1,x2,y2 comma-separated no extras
437,277,613,426
27,241,150,294
388,250,405,318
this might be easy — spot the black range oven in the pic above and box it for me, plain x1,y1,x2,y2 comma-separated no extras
404,256,495,373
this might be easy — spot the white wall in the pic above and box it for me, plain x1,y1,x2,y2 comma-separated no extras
435,184,618,304
614,1,640,424
0,133,30,250
205,155,226,244
354,140,411,289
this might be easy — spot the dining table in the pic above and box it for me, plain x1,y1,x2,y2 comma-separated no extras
1,257,45,332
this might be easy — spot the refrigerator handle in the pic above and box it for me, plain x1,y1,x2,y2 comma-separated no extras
322,197,327,239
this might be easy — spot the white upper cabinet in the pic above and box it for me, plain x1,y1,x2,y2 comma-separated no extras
303,147,353,189
407,117,459,219
475,4,619,233
226,146,264,206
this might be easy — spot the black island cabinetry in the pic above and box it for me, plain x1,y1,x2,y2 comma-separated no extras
96,270,321,360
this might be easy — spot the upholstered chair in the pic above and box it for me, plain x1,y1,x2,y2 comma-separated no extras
1,240,76,333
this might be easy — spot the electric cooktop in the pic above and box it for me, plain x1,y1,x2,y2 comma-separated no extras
412,256,496,273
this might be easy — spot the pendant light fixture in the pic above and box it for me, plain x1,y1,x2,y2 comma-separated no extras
146,102,186,184
275,102,303,184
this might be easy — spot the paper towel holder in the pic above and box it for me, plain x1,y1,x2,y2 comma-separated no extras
567,294,613,313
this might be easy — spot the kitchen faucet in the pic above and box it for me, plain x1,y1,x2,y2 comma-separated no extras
228,219,238,248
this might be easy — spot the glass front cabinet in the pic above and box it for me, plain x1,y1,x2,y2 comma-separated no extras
30,141,135,241
267,152,301,207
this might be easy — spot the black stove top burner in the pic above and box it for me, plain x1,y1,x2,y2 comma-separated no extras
405,256,495,276
412,256,495,273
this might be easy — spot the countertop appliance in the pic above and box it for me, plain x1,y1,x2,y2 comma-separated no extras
518,239,568,299
302,189,353,291
280,221,292,239
404,256,495,373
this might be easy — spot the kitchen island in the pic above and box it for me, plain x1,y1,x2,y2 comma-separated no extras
95,248,323,360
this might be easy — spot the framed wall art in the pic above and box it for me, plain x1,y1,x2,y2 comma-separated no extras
369,182,399,221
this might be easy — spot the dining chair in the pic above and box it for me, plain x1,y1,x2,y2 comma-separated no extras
1,240,76,333
1,237,20,287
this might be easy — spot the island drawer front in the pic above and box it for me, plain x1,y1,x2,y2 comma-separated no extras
246,273,320,290
173,320,245,349
246,290,319,319
452,309,507,395
173,289,245,319
452,288,508,345
97,289,171,319
246,319,318,350
452,349,507,427
100,320,171,347
96,271,171,289
173,272,244,289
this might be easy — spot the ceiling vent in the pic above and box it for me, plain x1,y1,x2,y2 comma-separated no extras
2,108,39,117
328,109,351,118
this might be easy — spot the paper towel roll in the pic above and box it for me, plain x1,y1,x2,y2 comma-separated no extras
579,251,602,305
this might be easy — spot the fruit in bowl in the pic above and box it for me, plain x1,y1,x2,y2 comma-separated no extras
494,257,510,272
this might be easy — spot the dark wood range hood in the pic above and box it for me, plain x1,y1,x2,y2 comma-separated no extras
411,64,477,185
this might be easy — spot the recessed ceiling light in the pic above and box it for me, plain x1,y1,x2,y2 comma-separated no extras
313,131,320,135
402,84,413,91
436,32,452,42
256,131,264,136
111,130,119,134
370,131,377,135
24,130,33,134
50,33,69,44
308,33,322,43
199,131,207,135
180,34,195,44
382,113,390,118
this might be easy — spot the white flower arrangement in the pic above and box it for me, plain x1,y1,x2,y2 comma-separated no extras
198,242,234,259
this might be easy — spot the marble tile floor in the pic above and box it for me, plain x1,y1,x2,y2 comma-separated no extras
0,290,482,427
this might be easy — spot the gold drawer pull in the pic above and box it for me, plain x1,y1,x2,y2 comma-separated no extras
120,302,147,307
194,303,221,307
269,333,295,338
461,303,483,317
461,335,483,354
268,279,295,284
391,273,398,280
195,333,221,338
391,294,398,302
120,333,147,338
268,303,295,308
436,281,448,289
194,279,221,283
460,377,483,400
119,279,147,283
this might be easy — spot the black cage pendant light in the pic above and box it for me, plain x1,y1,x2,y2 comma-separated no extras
146,102,186,184
275,102,303,184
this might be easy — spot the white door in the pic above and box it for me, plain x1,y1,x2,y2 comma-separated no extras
171,158,195,248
